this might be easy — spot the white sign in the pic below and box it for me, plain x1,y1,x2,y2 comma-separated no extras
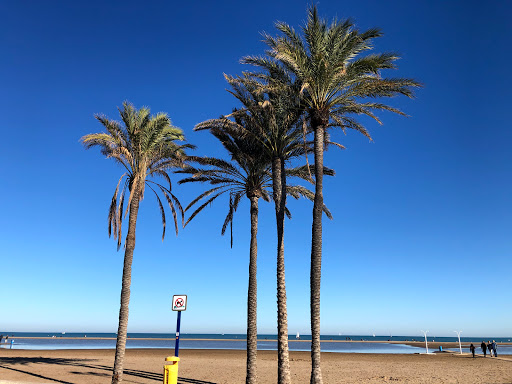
172,295,187,311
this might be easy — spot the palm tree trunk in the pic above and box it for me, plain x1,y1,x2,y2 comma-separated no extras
310,124,324,384
246,196,259,384
272,157,291,384
112,190,140,384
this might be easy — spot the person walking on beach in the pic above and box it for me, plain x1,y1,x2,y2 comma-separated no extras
487,341,493,357
481,341,487,356
470,343,476,358
492,340,498,357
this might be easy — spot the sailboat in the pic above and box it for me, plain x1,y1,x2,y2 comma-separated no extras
296,332,300,340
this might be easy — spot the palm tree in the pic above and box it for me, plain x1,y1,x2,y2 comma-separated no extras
178,127,271,384
243,6,421,383
81,102,192,384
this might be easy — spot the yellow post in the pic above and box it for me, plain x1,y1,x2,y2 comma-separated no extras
163,356,180,384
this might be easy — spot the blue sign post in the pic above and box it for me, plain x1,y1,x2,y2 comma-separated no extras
175,311,182,356
172,295,187,357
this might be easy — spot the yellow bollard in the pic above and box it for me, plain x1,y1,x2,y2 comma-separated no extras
163,356,180,384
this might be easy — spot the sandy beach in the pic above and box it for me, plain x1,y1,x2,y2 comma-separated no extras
1,348,511,384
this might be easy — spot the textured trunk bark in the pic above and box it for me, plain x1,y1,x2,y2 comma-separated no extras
310,126,324,384
111,190,140,384
246,196,259,384
272,157,291,384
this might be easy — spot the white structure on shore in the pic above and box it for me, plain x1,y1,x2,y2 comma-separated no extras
421,330,429,354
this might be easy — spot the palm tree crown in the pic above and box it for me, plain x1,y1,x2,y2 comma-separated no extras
179,127,272,238
243,6,420,137
82,101,193,247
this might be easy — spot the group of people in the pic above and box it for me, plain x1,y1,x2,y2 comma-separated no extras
469,340,498,358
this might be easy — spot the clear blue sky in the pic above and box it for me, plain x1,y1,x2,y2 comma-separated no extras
1,0,510,337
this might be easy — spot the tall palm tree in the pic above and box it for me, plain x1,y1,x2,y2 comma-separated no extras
243,6,421,383
178,127,271,384
81,102,192,384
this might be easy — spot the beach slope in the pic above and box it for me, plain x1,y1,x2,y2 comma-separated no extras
0,348,511,383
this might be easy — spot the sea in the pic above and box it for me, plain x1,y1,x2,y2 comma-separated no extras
1,333,511,354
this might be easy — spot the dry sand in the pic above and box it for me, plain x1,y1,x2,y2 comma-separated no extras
0,348,511,384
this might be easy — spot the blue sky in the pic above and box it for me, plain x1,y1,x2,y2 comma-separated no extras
1,0,510,337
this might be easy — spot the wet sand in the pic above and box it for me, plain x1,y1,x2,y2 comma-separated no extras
0,348,511,383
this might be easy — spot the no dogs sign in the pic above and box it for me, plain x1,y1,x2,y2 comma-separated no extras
172,295,187,311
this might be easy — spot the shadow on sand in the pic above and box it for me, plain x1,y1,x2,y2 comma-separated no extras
0,356,216,384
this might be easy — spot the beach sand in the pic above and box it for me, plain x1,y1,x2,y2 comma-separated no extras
0,348,511,384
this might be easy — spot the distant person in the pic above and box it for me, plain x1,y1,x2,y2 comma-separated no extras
487,341,493,357
0,335,3,344
481,341,487,357
470,343,476,358
492,340,498,357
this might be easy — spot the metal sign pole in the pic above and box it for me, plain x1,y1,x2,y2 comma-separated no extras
175,310,182,357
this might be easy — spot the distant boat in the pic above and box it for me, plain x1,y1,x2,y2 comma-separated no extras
373,333,376,337
62,332,65,335
296,332,300,340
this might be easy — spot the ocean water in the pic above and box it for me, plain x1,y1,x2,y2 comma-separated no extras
2,332,511,343
0,333,510,354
